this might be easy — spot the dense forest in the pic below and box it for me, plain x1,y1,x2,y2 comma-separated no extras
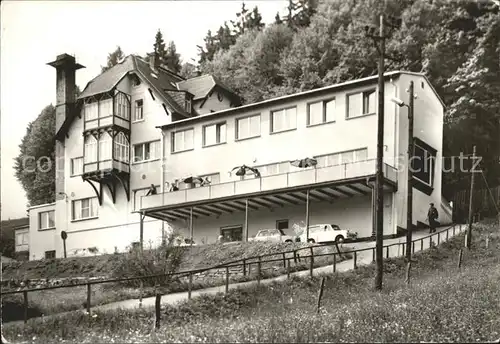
15,0,500,207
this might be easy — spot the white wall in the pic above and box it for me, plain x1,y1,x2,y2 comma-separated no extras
194,87,233,115
28,203,57,260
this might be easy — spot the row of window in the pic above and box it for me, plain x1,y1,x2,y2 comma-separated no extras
73,135,160,175
84,93,130,122
171,89,376,153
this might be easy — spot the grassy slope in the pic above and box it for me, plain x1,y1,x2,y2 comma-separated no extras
2,241,351,321
4,220,500,343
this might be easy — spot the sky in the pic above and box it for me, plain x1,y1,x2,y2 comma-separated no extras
0,0,289,220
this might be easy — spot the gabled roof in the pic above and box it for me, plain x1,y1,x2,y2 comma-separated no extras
176,74,240,102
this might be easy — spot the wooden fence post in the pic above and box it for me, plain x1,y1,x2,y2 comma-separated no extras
402,243,405,256
386,246,389,259
412,241,415,255
257,256,261,285
353,251,357,269
293,250,297,264
188,273,193,300
421,239,423,251
287,258,291,279
243,259,246,277
429,236,432,248
309,247,314,278
155,289,161,330
282,253,286,268
139,281,143,308
457,249,463,269
372,247,375,262
87,283,91,315
405,261,411,285
333,253,337,273
316,277,326,314
225,266,229,294
437,232,440,245
446,228,449,241
23,290,28,324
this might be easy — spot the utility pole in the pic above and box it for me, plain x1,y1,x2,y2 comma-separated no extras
374,13,386,291
405,81,414,262
466,145,477,249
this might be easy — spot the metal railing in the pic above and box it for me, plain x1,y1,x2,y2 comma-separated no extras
140,159,398,210
2,223,465,325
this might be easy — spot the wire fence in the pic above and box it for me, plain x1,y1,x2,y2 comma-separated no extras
2,224,466,325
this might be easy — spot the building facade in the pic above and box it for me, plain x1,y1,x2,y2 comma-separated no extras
28,53,453,260
140,71,453,244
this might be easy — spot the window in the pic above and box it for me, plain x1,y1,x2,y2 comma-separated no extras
84,135,98,163
16,232,29,246
72,197,99,221
271,107,297,133
220,225,243,242
200,173,220,185
347,89,376,118
307,99,336,126
100,98,113,117
148,88,156,100
84,101,98,121
134,99,144,122
172,129,194,152
412,143,435,187
276,219,289,230
185,97,192,113
132,74,141,86
236,114,260,140
115,93,130,119
133,140,160,162
71,157,83,176
39,210,55,230
203,122,226,146
99,132,112,161
44,250,56,259
114,132,130,163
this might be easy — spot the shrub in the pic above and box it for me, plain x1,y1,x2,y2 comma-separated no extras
111,239,184,289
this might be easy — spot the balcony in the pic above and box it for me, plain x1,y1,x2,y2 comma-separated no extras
82,91,131,134
140,159,398,220
82,158,130,205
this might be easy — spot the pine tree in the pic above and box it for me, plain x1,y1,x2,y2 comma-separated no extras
275,12,283,25
164,41,181,73
197,30,218,64
154,29,167,63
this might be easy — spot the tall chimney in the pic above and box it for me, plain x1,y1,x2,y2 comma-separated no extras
47,54,85,201
149,52,160,71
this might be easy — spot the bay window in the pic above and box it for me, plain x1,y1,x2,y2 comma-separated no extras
84,135,98,163
114,132,130,163
99,132,112,161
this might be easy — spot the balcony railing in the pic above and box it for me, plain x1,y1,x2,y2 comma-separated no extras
140,159,398,210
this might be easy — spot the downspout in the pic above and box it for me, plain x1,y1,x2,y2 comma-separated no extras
390,77,400,235
160,128,166,244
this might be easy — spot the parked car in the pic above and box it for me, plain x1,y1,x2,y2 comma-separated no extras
251,228,295,243
296,224,357,244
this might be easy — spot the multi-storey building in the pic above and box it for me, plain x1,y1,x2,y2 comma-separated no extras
139,70,454,244
28,53,241,259
28,52,453,259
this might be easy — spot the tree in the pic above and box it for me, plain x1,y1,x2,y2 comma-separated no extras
180,62,199,79
275,12,283,24
101,46,125,73
153,29,167,63
197,30,218,64
14,105,56,207
164,41,181,73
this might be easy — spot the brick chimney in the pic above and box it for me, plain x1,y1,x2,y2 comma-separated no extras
149,53,160,71
47,53,85,201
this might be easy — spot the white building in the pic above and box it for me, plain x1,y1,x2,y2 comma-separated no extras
28,53,453,259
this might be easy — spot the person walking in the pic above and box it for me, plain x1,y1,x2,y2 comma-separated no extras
427,203,439,233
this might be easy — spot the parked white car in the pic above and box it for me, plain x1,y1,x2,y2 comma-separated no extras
297,224,357,244
251,228,295,243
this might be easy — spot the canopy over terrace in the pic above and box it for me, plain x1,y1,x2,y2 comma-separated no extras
138,159,398,245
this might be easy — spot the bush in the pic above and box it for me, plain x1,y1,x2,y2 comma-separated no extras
111,240,184,288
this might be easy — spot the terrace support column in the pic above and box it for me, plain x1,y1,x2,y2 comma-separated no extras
244,199,249,242
140,211,144,253
306,190,310,240
190,207,194,242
